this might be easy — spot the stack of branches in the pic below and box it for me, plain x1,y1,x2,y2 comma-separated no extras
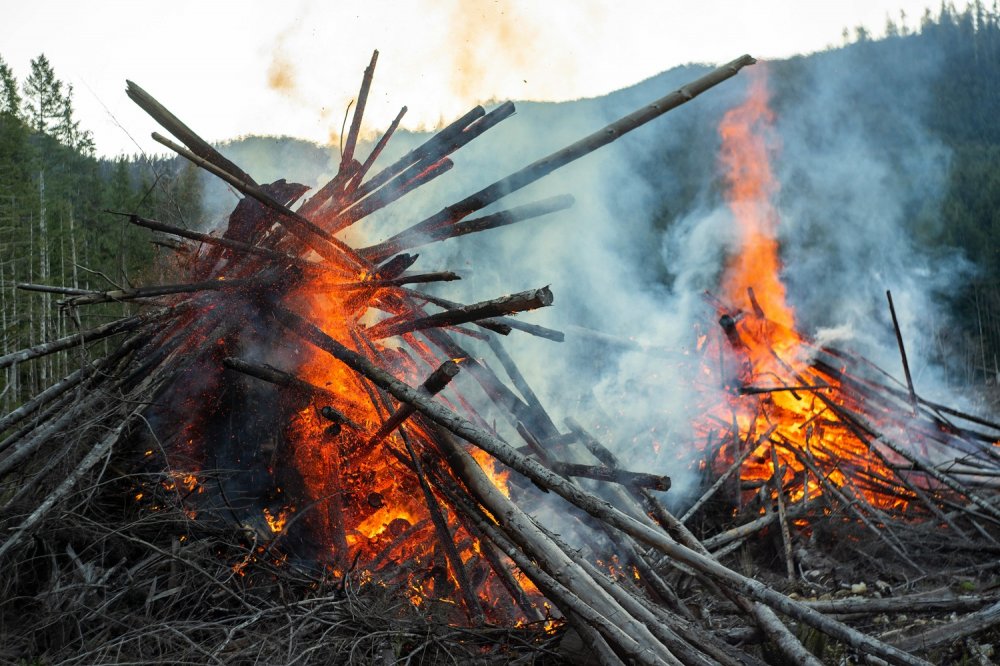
1,50,997,666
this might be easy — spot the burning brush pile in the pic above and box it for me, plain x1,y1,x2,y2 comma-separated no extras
2,51,1000,666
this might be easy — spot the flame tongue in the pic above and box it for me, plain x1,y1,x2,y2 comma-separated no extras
718,67,793,331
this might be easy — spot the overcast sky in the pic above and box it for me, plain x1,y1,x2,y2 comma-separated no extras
2,0,945,157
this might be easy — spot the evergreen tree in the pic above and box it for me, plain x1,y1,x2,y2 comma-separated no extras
0,55,20,118
22,54,63,135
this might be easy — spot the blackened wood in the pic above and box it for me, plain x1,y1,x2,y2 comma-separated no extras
360,193,573,262
887,290,917,408
550,462,671,491
364,359,461,449
151,132,367,269
126,80,258,187
272,303,929,666
221,357,359,429
403,288,564,340
348,106,407,192
325,158,455,233
119,212,336,273
359,56,755,263
61,277,269,307
340,50,378,170
353,105,485,200
366,286,553,340
308,272,461,293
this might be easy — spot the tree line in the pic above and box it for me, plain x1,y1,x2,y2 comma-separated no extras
0,54,205,412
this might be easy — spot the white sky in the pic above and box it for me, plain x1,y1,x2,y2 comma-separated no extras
2,0,944,158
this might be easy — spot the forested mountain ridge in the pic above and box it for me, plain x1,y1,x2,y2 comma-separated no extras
3,3,1000,413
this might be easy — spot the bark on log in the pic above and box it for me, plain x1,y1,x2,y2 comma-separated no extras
0,307,177,370
365,287,553,340
126,80,258,187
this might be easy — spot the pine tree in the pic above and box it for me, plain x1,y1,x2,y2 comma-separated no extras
0,55,20,118
23,54,63,135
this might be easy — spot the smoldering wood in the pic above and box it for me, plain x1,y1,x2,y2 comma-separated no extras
363,359,461,451
307,271,461,293
272,303,930,666
364,286,553,340
402,288,564,341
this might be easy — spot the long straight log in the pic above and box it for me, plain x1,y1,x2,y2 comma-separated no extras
272,304,928,666
0,307,176,370
340,50,378,170
365,286,553,340
307,272,461,293
60,277,269,307
402,288,565,341
886,290,917,408
361,194,575,262
346,106,407,193
126,80,258,187
118,212,337,273
359,55,755,263
550,461,671,491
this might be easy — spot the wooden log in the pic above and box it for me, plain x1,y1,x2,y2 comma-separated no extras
150,132,368,269
402,288,564,341
359,55,756,263
803,594,1000,615
17,283,92,296
351,105,486,201
271,304,928,666
365,286,553,340
893,599,1000,653
0,307,177,370
325,157,455,233
307,272,461,293
362,359,461,450
60,277,270,307
126,80,258,186
346,106,407,193
116,212,339,273
340,50,378,171
680,426,771,523
221,357,360,429
886,290,918,409
549,461,671,491
487,335,559,438
360,194,575,262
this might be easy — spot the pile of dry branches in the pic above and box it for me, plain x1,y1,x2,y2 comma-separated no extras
2,51,999,666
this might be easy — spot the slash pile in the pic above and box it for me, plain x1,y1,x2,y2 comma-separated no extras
1,51,999,666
